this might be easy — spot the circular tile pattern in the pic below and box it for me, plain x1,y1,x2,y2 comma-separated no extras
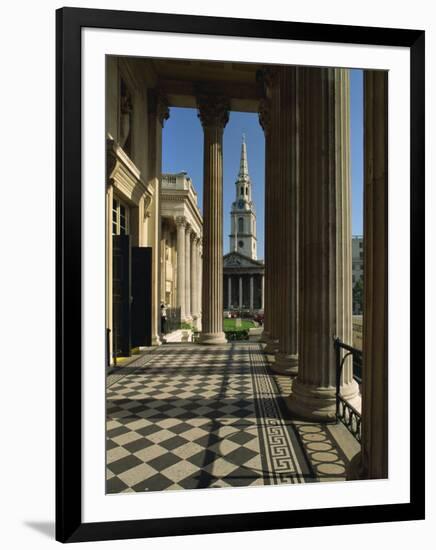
316,463,346,475
301,433,325,442
311,451,338,463
299,425,323,434
306,442,332,452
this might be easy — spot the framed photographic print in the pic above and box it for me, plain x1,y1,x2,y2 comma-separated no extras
56,7,425,543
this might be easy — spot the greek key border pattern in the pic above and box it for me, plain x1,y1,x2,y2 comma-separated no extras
249,346,306,484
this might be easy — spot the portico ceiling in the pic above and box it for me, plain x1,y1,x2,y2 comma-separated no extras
151,58,265,112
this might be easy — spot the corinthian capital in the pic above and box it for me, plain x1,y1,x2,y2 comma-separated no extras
196,95,230,130
148,88,170,127
257,66,280,96
175,215,187,228
258,98,272,136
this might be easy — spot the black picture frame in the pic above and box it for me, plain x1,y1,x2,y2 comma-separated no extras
56,7,425,543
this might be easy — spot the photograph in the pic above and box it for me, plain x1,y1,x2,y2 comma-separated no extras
105,55,385,493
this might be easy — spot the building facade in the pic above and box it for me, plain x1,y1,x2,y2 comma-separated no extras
160,172,203,328
352,235,364,286
224,136,265,313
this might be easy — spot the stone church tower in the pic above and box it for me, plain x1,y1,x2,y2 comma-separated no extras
229,135,257,260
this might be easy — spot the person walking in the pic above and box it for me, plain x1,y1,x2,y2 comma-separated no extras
160,303,167,335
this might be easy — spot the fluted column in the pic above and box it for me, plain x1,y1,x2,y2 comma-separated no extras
239,277,243,309
190,233,198,319
185,224,192,320
274,67,299,376
286,67,359,421
259,70,280,353
175,216,186,322
351,70,388,479
259,98,272,343
228,276,232,309
197,95,229,344
250,276,254,311
261,275,265,310
147,89,169,345
197,239,203,330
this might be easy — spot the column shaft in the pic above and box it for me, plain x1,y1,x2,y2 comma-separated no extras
274,67,299,375
287,67,358,420
147,90,169,345
191,234,198,318
357,70,388,479
260,70,281,353
176,217,186,322
197,96,229,344
250,276,254,311
239,277,243,309
261,275,265,310
228,276,232,309
185,227,191,319
259,98,272,343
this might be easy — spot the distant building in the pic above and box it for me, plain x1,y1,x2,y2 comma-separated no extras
161,172,203,328
352,235,364,314
352,235,364,286
223,136,264,312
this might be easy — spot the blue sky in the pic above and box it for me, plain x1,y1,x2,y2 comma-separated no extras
162,69,363,259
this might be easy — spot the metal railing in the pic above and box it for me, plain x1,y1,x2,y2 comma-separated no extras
333,337,362,443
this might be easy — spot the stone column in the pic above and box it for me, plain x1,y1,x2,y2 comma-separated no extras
259,70,280,353
259,98,271,343
175,216,186,322
197,238,203,330
286,67,359,421
351,70,388,480
228,276,232,309
185,224,192,320
147,89,169,345
191,233,198,320
239,277,243,309
261,275,265,310
274,67,299,376
197,95,229,344
250,276,254,311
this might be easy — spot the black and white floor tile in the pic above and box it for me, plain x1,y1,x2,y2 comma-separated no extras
106,343,313,493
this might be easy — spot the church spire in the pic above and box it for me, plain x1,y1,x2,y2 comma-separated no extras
238,133,249,180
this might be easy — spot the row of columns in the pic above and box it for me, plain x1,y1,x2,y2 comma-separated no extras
258,65,387,479
227,275,265,310
259,65,358,419
149,69,387,479
148,69,387,479
175,216,202,323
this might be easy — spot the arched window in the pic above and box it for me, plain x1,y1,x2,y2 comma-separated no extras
240,187,243,196
238,217,244,233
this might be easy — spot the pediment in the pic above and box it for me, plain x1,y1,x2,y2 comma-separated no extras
223,252,264,269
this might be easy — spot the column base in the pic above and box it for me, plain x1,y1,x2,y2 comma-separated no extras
192,314,202,332
151,335,162,346
259,330,270,343
347,450,363,480
264,338,279,354
285,378,359,422
271,353,298,376
197,331,228,345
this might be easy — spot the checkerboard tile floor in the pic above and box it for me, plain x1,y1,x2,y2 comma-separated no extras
106,343,312,493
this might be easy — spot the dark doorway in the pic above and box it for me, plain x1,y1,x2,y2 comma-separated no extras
112,234,131,357
131,247,152,348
